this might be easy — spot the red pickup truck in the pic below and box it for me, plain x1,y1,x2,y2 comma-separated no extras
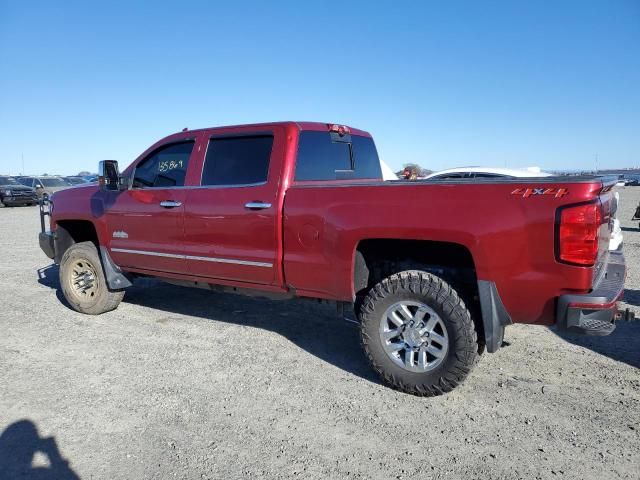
38,121,630,396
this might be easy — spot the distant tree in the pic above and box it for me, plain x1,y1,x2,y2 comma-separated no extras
77,171,91,176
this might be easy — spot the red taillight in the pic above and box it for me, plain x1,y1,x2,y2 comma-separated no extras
557,202,601,266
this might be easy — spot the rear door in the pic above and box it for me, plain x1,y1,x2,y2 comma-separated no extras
182,128,283,285
106,139,198,274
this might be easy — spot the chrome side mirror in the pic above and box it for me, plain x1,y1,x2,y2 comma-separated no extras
98,160,122,191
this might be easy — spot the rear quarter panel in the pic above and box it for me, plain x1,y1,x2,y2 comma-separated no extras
283,179,605,325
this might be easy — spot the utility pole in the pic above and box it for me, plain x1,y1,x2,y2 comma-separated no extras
595,153,598,173
21,153,24,175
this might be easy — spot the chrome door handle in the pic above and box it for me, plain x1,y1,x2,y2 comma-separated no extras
245,202,272,210
160,200,182,208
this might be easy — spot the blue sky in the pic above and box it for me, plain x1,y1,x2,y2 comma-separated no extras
1,0,638,175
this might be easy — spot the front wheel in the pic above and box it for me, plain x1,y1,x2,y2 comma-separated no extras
59,241,124,314
359,270,479,396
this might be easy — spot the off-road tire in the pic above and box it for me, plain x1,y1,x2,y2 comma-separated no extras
59,241,124,315
359,270,479,396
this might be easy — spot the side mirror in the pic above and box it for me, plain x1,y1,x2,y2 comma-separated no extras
98,160,123,191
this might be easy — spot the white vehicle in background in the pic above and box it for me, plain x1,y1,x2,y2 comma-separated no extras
423,166,552,180
609,191,623,251
379,159,398,180
423,166,623,252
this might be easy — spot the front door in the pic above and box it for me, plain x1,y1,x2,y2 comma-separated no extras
106,141,195,274
183,133,279,285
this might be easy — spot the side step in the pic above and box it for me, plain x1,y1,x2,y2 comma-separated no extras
566,315,616,336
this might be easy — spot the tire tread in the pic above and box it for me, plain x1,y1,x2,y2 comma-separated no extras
360,270,479,397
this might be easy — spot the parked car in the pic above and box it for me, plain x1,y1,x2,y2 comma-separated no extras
0,175,38,207
624,176,639,186
424,166,552,180
18,176,71,198
38,122,630,397
64,176,90,185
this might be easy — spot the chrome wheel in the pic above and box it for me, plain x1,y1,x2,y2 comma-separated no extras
69,259,99,299
379,301,449,372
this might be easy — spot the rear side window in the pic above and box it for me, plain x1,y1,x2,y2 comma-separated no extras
295,131,382,181
133,141,194,188
202,135,273,186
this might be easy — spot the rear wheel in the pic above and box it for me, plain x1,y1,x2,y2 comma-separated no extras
59,241,124,314
359,270,479,396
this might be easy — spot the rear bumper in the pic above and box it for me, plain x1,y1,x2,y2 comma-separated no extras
556,251,628,335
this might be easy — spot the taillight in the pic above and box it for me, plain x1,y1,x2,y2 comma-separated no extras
556,202,602,266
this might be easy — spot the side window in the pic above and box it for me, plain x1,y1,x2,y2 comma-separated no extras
132,141,194,188
295,131,382,181
201,135,273,186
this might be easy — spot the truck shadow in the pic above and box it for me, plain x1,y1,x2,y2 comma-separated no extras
38,264,640,374
553,321,640,369
36,265,381,386
0,419,80,480
623,288,640,307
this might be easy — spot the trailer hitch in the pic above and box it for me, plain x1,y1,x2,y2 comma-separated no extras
615,308,636,322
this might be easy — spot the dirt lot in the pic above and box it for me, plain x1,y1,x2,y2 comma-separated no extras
1,188,639,480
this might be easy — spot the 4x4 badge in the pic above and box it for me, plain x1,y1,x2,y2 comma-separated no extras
511,187,568,198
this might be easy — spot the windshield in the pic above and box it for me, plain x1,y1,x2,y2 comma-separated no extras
40,178,69,187
0,176,19,185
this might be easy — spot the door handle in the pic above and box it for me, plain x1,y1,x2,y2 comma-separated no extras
244,201,272,210
160,200,182,208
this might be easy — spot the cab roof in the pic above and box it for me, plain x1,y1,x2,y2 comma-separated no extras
171,121,372,138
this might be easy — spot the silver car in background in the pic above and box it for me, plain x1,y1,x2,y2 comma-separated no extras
18,176,72,199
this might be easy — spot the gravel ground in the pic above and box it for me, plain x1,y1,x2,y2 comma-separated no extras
1,188,639,480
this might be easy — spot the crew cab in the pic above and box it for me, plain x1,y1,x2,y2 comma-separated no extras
38,122,630,396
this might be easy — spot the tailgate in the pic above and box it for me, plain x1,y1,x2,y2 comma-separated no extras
593,178,617,284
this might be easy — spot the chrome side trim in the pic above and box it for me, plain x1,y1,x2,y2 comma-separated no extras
186,254,272,268
111,248,182,259
110,248,273,268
